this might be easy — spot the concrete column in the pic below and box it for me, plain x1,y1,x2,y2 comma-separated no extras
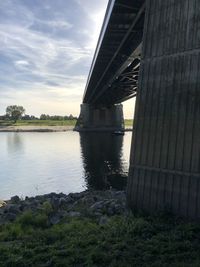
127,0,200,219
74,104,124,131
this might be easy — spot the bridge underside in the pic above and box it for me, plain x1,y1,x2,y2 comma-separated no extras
128,0,200,219
83,0,145,106
76,0,200,219
76,0,145,131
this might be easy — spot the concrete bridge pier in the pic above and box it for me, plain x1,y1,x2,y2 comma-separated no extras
75,104,124,131
127,0,200,219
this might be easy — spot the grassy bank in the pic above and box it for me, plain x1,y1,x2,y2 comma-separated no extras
0,210,200,266
0,119,133,127
0,120,77,127
124,119,133,127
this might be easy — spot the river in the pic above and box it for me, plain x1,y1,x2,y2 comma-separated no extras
0,131,132,199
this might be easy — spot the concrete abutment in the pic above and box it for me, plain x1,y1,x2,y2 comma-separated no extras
74,104,124,131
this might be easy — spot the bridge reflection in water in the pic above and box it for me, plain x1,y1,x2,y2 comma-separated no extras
79,132,127,190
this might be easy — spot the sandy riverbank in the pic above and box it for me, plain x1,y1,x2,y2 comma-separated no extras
0,125,74,132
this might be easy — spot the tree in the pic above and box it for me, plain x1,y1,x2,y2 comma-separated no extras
69,114,74,120
40,114,50,120
6,105,25,123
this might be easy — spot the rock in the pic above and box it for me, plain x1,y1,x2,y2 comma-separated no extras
115,191,126,197
90,201,104,211
107,207,115,216
0,209,4,216
10,195,20,204
94,211,103,217
68,211,81,217
4,204,20,215
50,197,60,209
0,190,126,224
58,197,67,207
4,212,17,222
25,196,34,202
20,200,34,210
58,193,66,198
33,199,40,206
46,192,58,199
19,201,31,212
80,196,98,206
69,191,86,200
99,216,109,225
49,211,68,225
114,204,124,214
49,214,61,225
0,200,6,208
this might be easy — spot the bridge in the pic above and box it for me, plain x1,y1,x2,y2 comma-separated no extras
75,0,145,131
76,0,200,219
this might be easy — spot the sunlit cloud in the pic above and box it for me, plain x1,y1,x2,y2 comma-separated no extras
0,0,109,117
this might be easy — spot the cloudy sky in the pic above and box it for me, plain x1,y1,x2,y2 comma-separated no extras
0,0,135,118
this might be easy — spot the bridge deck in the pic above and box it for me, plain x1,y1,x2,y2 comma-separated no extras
83,0,145,107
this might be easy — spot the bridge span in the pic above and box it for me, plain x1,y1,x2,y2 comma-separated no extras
76,0,200,219
75,0,145,131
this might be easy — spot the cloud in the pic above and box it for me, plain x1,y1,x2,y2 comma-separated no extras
14,60,30,70
1,0,129,117
43,20,73,29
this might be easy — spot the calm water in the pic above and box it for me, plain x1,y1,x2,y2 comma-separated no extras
0,131,132,199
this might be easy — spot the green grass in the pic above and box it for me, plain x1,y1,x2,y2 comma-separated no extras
0,119,133,127
0,120,77,126
0,210,200,267
124,119,133,127
0,120,12,126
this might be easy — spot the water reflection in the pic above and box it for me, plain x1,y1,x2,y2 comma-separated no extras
6,133,24,154
79,132,127,190
0,132,131,199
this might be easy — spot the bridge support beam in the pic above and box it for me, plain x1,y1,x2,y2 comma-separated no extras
75,104,124,131
127,0,200,219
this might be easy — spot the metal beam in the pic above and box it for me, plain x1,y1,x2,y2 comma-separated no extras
86,4,145,104
83,0,116,101
115,3,140,11
90,45,141,104
115,92,137,103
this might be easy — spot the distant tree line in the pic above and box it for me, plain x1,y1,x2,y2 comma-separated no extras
0,105,77,121
39,114,76,120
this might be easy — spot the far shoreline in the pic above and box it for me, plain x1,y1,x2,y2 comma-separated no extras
0,125,133,132
0,119,133,132
0,125,74,132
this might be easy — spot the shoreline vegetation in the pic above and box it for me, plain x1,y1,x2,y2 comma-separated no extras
0,119,133,132
0,190,200,266
0,119,77,127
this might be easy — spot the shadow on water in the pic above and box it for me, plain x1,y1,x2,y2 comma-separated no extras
79,132,127,190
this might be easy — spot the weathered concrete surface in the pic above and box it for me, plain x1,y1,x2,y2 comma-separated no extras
75,104,124,131
127,0,200,219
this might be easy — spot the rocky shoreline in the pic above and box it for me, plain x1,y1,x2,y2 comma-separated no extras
1,190,200,267
0,190,127,225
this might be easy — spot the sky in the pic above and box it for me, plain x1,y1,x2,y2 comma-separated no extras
0,0,135,118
